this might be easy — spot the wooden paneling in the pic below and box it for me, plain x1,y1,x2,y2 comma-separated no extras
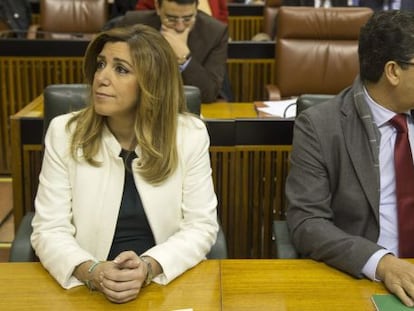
0,56,83,174
210,145,291,258
22,145,43,216
227,58,275,102
32,6,264,41
228,16,263,41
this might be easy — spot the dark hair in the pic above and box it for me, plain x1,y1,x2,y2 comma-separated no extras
359,10,414,83
157,0,198,7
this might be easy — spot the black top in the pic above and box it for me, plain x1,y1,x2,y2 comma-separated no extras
107,150,155,260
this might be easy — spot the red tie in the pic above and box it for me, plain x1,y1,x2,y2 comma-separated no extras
390,114,414,258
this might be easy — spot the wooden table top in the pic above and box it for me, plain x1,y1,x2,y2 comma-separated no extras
221,259,389,311
11,95,259,120
201,102,258,119
0,260,221,311
1,259,408,310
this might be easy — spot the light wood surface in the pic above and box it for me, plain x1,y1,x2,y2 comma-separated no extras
2,259,410,310
201,102,258,119
10,94,43,118
12,98,259,120
221,259,390,311
0,260,221,311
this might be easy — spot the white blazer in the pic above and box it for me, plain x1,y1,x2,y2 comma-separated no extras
31,112,218,289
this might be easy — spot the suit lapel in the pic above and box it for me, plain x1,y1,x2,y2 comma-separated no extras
342,81,380,219
188,13,207,61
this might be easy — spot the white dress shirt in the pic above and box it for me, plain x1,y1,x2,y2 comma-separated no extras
361,87,414,280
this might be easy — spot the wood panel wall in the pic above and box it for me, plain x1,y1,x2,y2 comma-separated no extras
30,14,264,42
228,16,264,41
0,57,84,174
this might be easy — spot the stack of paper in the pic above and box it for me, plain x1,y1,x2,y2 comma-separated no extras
255,98,297,118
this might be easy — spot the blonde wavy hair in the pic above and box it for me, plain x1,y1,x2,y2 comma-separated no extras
67,24,187,184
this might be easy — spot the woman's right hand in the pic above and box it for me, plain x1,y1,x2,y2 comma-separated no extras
74,256,146,304
97,252,148,303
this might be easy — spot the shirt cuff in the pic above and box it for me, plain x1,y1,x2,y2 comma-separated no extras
361,249,392,281
179,56,192,72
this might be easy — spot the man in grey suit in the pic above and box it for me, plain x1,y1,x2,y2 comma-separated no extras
116,0,228,103
286,10,414,307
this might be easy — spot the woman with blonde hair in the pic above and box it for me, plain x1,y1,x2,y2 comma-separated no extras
31,24,218,304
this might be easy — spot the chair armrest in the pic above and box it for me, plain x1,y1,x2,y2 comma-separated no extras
9,212,37,262
273,220,298,259
207,221,228,259
265,84,281,101
27,24,40,39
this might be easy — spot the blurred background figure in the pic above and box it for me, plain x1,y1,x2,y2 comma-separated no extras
358,0,414,10
0,0,31,37
282,0,350,6
116,0,230,102
135,0,228,24
110,0,138,18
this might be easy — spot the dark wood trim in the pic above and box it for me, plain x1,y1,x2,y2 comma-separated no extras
0,38,275,58
228,3,264,16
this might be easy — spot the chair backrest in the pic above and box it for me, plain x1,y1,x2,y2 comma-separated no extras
183,85,202,115
274,6,372,98
43,83,202,135
30,0,108,39
43,84,89,136
273,220,298,259
9,212,37,262
262,0,282,40
295,94,335,116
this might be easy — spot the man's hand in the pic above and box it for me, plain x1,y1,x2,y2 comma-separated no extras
376,254,414,307
160,25,190,60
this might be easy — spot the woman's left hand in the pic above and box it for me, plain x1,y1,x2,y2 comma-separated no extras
99,251,147,303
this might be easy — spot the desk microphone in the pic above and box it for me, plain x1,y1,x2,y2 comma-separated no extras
283,103,297,119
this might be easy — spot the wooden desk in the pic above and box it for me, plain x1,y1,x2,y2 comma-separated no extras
0,260,221,311
10,95,44,231
2,259,407,310
221,259,390,311
202,102,258,119
10,100,293,259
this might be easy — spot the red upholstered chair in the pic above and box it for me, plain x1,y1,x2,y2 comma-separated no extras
266,6,373,100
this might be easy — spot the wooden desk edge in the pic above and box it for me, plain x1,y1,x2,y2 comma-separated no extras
10,94,43,119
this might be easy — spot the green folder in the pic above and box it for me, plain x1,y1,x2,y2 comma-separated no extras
371,294,414,311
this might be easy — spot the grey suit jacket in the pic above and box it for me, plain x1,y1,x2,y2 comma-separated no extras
117,10,228,103
286,77,385,278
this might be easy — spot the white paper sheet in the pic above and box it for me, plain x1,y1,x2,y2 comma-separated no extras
256,98,297,118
